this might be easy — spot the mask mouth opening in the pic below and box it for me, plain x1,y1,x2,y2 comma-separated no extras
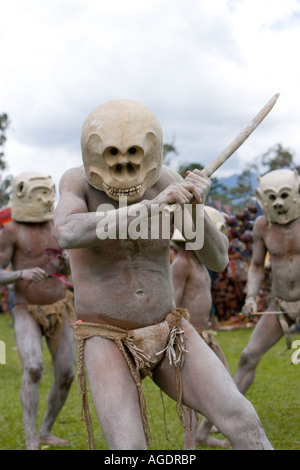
275,209,288,215
102,182,142,197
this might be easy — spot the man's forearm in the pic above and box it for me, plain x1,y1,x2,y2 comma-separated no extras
0,269,23,286
245,264,265,300
194,212,229,272
55,201,156,250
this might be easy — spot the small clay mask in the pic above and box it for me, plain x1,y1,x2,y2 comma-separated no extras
11,172,55,223
255,169,300,225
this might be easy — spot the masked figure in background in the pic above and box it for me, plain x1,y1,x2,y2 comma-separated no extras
171,206,230,449
234,169,300,393
0,172,75,450
54,99,272,450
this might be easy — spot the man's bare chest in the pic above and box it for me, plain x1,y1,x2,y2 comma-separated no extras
16,226,58,259
265,225,300,257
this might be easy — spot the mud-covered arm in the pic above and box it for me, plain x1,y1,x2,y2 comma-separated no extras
192,210,229,272
242,216,267,315
182,170,228,272
148,169,229,272
0,226,23,284
54,167,157,249
54,168,103,249
0,224,48,285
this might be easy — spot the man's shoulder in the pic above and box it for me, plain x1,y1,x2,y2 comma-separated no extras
253,215,269,237
0,220,20,245
2,220,19,234
61,165,85,181
157,165,182,188
161,165,182,179
254,214,268,228
59,166,89,192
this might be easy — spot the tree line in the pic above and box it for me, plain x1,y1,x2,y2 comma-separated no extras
0,113,12,207
165,142,300,211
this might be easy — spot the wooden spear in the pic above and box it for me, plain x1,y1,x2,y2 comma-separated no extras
164,93,280,214
238,311,298,319
248,311,293,316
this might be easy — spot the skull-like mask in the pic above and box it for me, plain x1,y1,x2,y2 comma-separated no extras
11,172,55,223
81,100,163,202
255,169,300,225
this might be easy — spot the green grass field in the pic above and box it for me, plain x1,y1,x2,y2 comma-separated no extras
0,314,299,450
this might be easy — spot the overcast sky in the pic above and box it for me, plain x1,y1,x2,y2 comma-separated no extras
1,0,300,194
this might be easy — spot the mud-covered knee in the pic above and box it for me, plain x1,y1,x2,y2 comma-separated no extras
59,369,75,388
64,370,75,385
25,363,43,383
227,394,258,429
239,349,259,369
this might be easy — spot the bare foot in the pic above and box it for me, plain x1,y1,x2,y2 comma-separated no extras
26,443,39,450
196,435,230,448
183,443,196,450
38,434,70,446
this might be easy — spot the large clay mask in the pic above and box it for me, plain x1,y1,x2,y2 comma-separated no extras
204,206,227,233
11,172,55,223
81,100,163,202
255,169,300,225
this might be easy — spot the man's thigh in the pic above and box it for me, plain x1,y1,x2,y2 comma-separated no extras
84,335,147,448
13,308,43,366
48,315,75,375
242,313,284,359
152,319,244,418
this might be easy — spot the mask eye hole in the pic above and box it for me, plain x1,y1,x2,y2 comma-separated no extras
269,194,276,201
16,182,25,197
281,192,289,199
125,146,143,163
109,147,118,156
128,147,137,155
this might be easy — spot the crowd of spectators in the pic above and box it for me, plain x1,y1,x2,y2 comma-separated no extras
209,202,271,328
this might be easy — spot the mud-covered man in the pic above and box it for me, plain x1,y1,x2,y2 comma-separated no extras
234,169,300,393
54,99,272,450
0,172,75,450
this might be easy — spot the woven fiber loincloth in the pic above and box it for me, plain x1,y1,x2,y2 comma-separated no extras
13,289,75,357
73,308,190,450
